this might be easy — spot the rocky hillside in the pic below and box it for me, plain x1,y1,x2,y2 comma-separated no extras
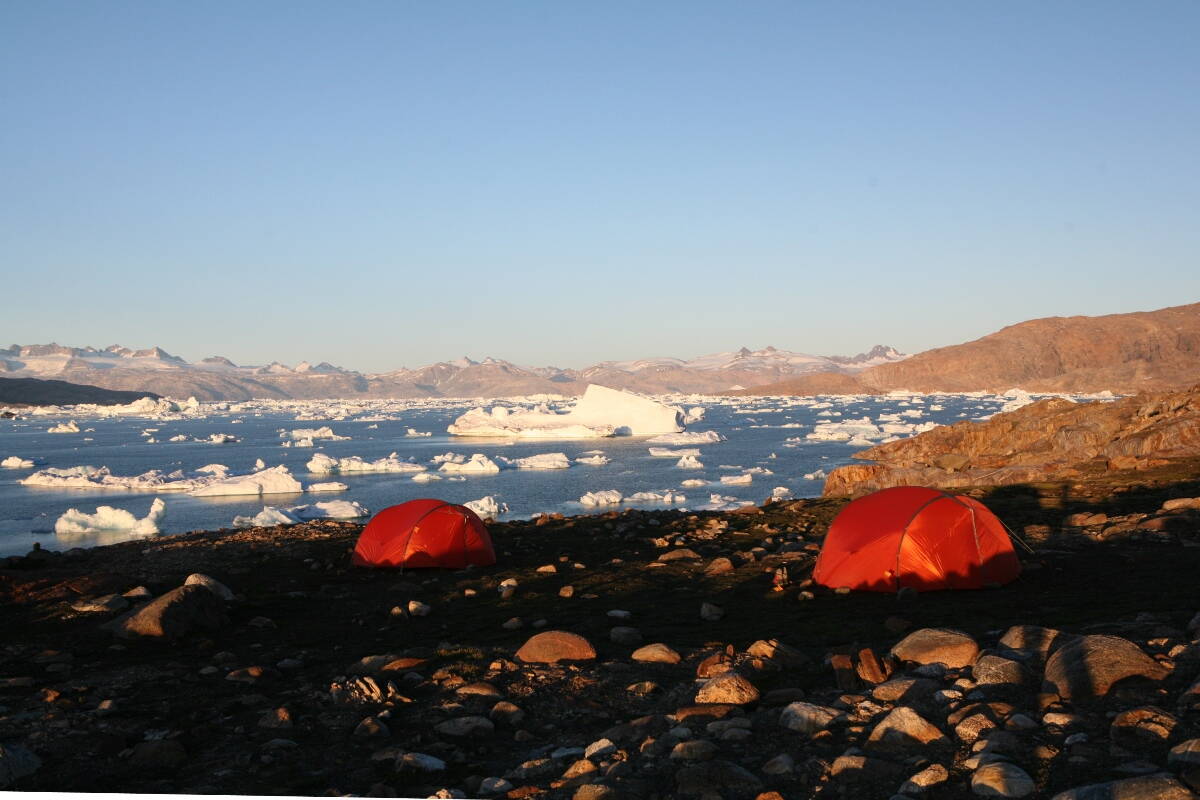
823,384,1200,497
0,344,906,401
3,468,1200,798
737,302,1200,396
0,377,162,408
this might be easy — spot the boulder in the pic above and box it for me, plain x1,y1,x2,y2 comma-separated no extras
631,643,681,664
515,631,596,664
0,743,41,789
971,762,1036,798
865,707,950,756
1049,774,1194,800
106,585,228,640
184,573,235,601
696,674,759,705
746,639,809,668
1043,635,1170,702
779,702,840,735
891,628,979,668
973,654,1032,687
1110,707,1177,745
434,716,494,738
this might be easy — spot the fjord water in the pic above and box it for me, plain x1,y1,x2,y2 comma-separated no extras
0,394,1013,556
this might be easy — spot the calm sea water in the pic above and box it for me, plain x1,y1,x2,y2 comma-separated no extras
0,394,1015,556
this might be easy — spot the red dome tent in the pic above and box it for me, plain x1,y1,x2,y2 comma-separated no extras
352,499,496,569
813,486,1021,592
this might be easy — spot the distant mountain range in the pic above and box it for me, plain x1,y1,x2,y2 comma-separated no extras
0,343,907,401
733,302,1200,396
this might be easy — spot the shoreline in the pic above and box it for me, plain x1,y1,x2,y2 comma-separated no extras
3,461,1200,797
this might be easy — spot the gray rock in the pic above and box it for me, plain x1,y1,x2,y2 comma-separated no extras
779,701,840,735
1043,635,1169,702
71,594,129,614
901,763,949,794
106,585,227,640
184,573,235,601
610,626,642,645
631,643,681,664
434,716,494,738
0,743,41,789
971,762,1035,797
671,739,719,760
866,707,951,756
892,628,979,668
696,673,759,705
1049,774,1194,800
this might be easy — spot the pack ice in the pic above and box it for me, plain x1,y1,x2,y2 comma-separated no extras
447,385,684,438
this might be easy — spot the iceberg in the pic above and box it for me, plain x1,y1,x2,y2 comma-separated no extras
720,473,753,486
233,500,369,528
676,455,704,469
411,472,442,483
680,478,707,488
448,385,684,439
503,452,570,470
283,426,349,442
626,490,686,504
464,495,508,518
439,454,501,474
1,456,35,469
307,452,425,475
56,498,166,536
405,428,432,437
48,420,81,434
580,490,623,507
22,464,230,492
189,465,303,497
307,481,348,492
575,454,610,466
648,447,700,457
645,430,724,445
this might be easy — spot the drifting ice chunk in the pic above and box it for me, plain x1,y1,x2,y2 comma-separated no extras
307,452,425,475
48,420,80,433
412,472,442,483
284,426,348,441
439,454,501,474
189,466,303,497
626,490,686,504
464,495,508,518
307,482,348,492
575,454,610,466
1,456,35,469
508,453,570,470
699,494,755,511
684,407,706,423
22,464,225,492
580,490,623,507
680,479,707,488
676,455,704,469
447,385,684,439
720,473,753,486
405,428,432,437
233,507,301,528
168,434,188,442
646,430,724,445
771,487,793,500
803,469,827,480
56,498,166,536
649,447,700,457
806,417,882,442
207,433,239,444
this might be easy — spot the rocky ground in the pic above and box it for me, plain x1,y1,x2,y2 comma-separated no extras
4,460,1200,799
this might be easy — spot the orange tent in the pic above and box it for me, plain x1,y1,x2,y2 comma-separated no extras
813,486,1021,592
352,499,497,569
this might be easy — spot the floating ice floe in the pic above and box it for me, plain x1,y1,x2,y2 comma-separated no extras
771,487,793,500
308,452,425,475
464,495,508,518
720,473,753,486
448,385,684,438
411,472,442,483
21,464,232,492
189,466,304,497
648,447,700,457
698,494,755,511
1,456,35,469
405,428,432,437
232,500,369,528
47,421,80,434
683,407,706,424
498,453,570,470
645,430,724,446
282,426,349,442
680,478,707,488
206,433,239,444
306,482,348,493
56,498,166,536
575,454,610,466
626,490,686,504
580,490,623,507
439,454,501,474
803,469,827,480
676,455,704,469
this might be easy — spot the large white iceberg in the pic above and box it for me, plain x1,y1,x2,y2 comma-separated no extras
464,495,508,517
501,452,570,470
232,500,369,528
48,420,81,434
56,498,166,536
189,465,303,497
580,490,623,507
283,426,349,442
22,464,231,492
307,452,425,475
447,385,684,439
1,456,35,469
645,430,724,445
439,454,501,474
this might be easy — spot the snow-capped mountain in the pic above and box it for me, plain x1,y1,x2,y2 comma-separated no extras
0,342,908,401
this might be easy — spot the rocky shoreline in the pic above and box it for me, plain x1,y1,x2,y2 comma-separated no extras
3,462,1200,799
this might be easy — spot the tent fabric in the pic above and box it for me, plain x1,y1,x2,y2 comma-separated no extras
352,498,497,569
813,486,1021,592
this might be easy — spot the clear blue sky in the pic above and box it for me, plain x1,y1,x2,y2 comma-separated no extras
2,1,1198,372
